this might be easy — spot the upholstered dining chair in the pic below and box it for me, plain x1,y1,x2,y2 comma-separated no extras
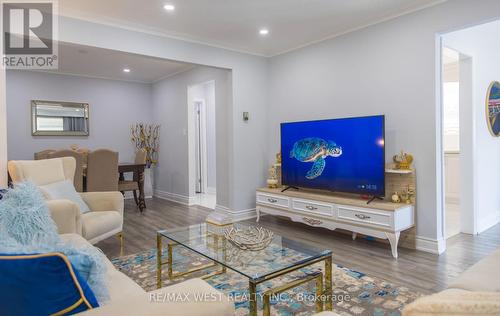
45,149,84,192
86,149,119,192
118,149,146,206
7,157,124,247
34,149,55,160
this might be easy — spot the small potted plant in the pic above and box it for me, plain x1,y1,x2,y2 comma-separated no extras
131,123,160,197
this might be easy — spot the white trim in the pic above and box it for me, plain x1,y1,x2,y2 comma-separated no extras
193,98,208,194
30,69,158,84
415,236,446,255
270,0,448,57
206,187,216,195
436,35,447,243
152,66,196,83
58,9,268,57
154,189,196,205
214,204,230,213
477,213,500,235
231,208,257,222
213,204,257,222
60,1,446,58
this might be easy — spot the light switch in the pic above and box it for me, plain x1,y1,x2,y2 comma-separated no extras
243,112,249,121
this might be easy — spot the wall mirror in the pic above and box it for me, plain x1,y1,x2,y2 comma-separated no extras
31,100,89,136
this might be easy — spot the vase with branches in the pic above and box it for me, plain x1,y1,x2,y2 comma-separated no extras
130,123,160,168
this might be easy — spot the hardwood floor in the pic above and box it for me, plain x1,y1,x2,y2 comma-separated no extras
97,197,500,295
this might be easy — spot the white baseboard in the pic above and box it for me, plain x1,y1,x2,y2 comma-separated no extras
477,212,500,234
214,204,230,213
214,204,257,222
154,190,196,206
231,208,257,222
206,187,216,195
415,236,446,254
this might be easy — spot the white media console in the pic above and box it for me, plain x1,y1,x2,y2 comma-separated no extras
256,187,414,258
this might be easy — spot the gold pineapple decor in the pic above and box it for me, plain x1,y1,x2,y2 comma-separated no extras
131,123,160,168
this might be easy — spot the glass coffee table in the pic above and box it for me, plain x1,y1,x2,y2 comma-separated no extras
156,223,333,316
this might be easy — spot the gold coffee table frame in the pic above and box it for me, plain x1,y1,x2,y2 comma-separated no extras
156,231,333,316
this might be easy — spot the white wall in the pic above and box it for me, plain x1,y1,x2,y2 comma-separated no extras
268,0,500,247
57,16,268,217
152,66,229,205
205,81,217,191
3,1,500,241
444,20,500,234
457,56,475,234
444,153,460,203
6,71,153,162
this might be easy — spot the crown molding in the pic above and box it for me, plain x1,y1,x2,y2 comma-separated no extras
59,1,447,58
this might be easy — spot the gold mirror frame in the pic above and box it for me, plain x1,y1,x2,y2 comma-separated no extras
486,81,500,137
31,100,90,136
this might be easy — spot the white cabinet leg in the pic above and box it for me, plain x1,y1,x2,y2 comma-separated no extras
256,208,260,222
352,232,357,240
385,232,400,258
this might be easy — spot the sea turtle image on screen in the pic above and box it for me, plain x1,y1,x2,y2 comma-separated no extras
289,137,342,179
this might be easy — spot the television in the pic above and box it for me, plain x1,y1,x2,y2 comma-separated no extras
280,115,385,197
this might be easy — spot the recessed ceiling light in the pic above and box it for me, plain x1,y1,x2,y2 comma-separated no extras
123,68,131,73
163,4,175,11
259,29,269,36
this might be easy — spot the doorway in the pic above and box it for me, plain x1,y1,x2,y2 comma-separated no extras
188,80,216,209
442,47,462,238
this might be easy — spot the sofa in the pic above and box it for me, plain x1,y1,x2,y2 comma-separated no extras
60,233,235,316
403,248,500,315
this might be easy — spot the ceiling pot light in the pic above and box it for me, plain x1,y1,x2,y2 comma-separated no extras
163,4,175,11
259,29,269,36
123,68,131,73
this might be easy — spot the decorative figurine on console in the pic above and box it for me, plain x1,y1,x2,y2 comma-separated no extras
391,192,401,203
401,185,415,204
393,150,414,170
266,152,282,189
275,152,282,187
266,166,279,188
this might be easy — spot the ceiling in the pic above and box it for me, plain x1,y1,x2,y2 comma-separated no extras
59,0,446,57
42,42,194,83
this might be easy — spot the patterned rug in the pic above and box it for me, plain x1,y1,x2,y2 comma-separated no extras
111,247,421,316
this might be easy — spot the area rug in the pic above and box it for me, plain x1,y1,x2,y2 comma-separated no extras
112,246,421,316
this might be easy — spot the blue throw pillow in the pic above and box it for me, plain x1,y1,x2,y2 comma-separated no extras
0,253,99,316
39,180,91,214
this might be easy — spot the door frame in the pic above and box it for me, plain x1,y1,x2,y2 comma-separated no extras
438,41,477,242
194,99,208,194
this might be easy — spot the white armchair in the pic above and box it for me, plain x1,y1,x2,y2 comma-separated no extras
7,157,124,245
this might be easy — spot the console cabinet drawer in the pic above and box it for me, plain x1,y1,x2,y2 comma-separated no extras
257,193,289,208
292,198,334,217
337,206,392,228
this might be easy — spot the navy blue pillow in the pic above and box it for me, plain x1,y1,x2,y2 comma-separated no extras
0,253,99,316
